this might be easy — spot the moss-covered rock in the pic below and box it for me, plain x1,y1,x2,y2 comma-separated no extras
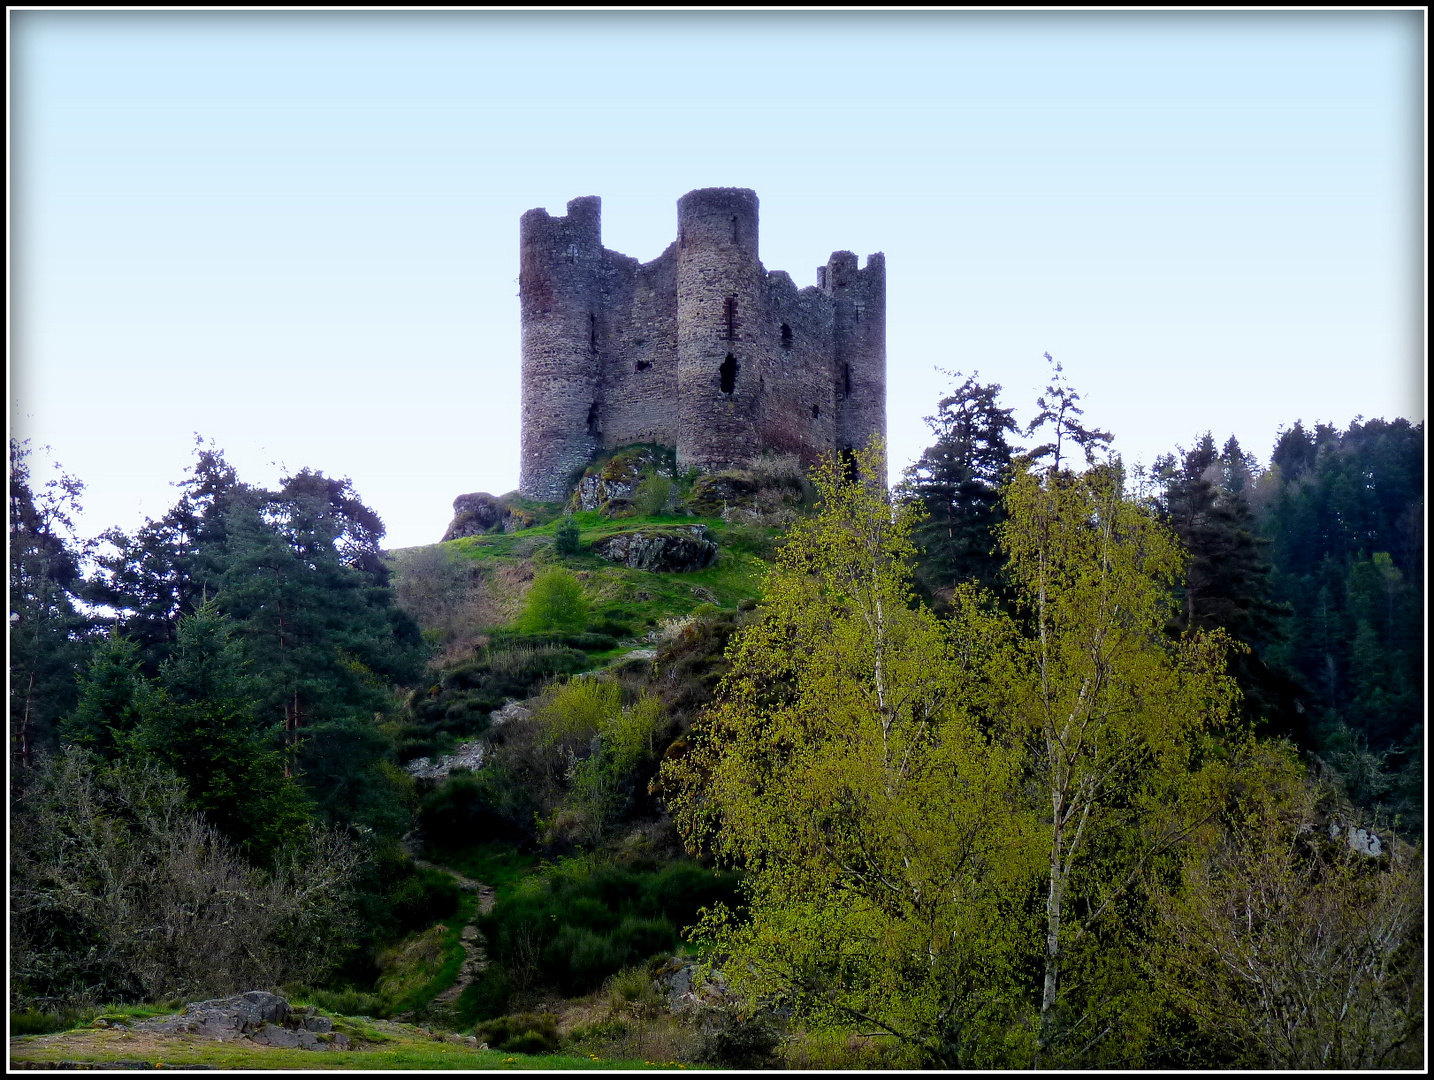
591,526,718,572
682,471,759,516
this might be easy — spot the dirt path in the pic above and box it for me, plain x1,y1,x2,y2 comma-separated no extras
412,859,496,1015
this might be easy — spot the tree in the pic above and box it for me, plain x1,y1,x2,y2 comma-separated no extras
128,601,313,859
898,372,1021,601
1253,418,1423,828
11,746,360,1007
1149,433,1302,742
1156,742,1423,1069
9,440,95,768
60,631,152,757
1023,353,1113,474
997,460,1242,1063
664,442,1038,1068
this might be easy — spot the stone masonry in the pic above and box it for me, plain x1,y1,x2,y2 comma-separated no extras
519,189,886,500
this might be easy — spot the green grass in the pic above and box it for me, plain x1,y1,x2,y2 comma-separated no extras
376,887,478,1018
442,510,773,638
425,843,539,898
7,1028,700,1070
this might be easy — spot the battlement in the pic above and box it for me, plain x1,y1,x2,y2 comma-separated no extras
518,189,886,500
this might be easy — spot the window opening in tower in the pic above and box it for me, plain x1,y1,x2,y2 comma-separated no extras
780,323,793,350
719,354,739,395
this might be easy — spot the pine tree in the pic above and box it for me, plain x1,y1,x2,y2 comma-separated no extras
899,372,1021,600
9,440,95,767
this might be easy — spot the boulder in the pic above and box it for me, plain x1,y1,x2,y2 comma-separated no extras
442,492,504,541
591,525,717,572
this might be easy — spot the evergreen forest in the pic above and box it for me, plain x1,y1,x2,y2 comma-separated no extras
8,365,1424,1069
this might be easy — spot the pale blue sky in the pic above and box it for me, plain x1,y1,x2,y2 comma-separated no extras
10,11,1424,549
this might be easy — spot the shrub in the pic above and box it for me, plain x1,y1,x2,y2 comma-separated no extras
517,568,590,634
457,966,511,1026
387,867,461,934
480,858,741,997
476,1012,560,1054
418,770,535,849
553,517,582,556
632,474,674,515
695,1006,784,1069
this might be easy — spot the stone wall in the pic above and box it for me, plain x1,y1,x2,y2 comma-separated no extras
518,189,886,499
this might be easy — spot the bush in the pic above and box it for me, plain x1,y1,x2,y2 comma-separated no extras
476,1012,560,1054
553,517,582,556
517,568,590,634
457,965,511,1026
695,1006,784,1069
480,858,741,997
9,1008,91,1036
387,867,461,935
418,770,534,848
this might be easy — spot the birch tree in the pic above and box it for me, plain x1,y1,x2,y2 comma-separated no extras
998,461,1241,1062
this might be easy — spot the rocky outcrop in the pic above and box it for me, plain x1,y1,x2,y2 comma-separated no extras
592,525,717,572
442,494,538,541
654,957,737,1016
132,992,349,1052
571,447,671,516
404,741,486,781
442,492,504,541
682,472,758,516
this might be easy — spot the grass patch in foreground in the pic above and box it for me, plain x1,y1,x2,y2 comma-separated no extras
8,1026,689,1070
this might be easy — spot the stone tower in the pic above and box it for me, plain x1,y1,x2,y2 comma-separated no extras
518,188,885,501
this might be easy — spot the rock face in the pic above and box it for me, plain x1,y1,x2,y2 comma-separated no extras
654,957,737,1015
591,525,717,572
683,472,758,516
404,741,486,781
443,492,504,541
133,992,350,1052
572,446,669,515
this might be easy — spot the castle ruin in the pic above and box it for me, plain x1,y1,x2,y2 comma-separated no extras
519,188,886,500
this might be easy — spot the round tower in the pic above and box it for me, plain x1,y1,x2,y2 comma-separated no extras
675,188,765,473
519,196,604,501
830,250,887,484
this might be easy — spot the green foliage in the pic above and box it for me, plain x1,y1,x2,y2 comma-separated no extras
480,858,740,998
666,440,1038,1067
527,679,667,845
518,567,591,634
998,460,1242,1064
1149,432,1301,745
60,631,151,756
83,444,426,838
419,769,536,848
388,867,462,935
631,474,674,516
457,965,512,1025
126,602,312,858
898,372,1020,601
554,516,582,556
9,439,95,766
666,440,1244,1068
476,1012,560,1054
1155,742,1423,1068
